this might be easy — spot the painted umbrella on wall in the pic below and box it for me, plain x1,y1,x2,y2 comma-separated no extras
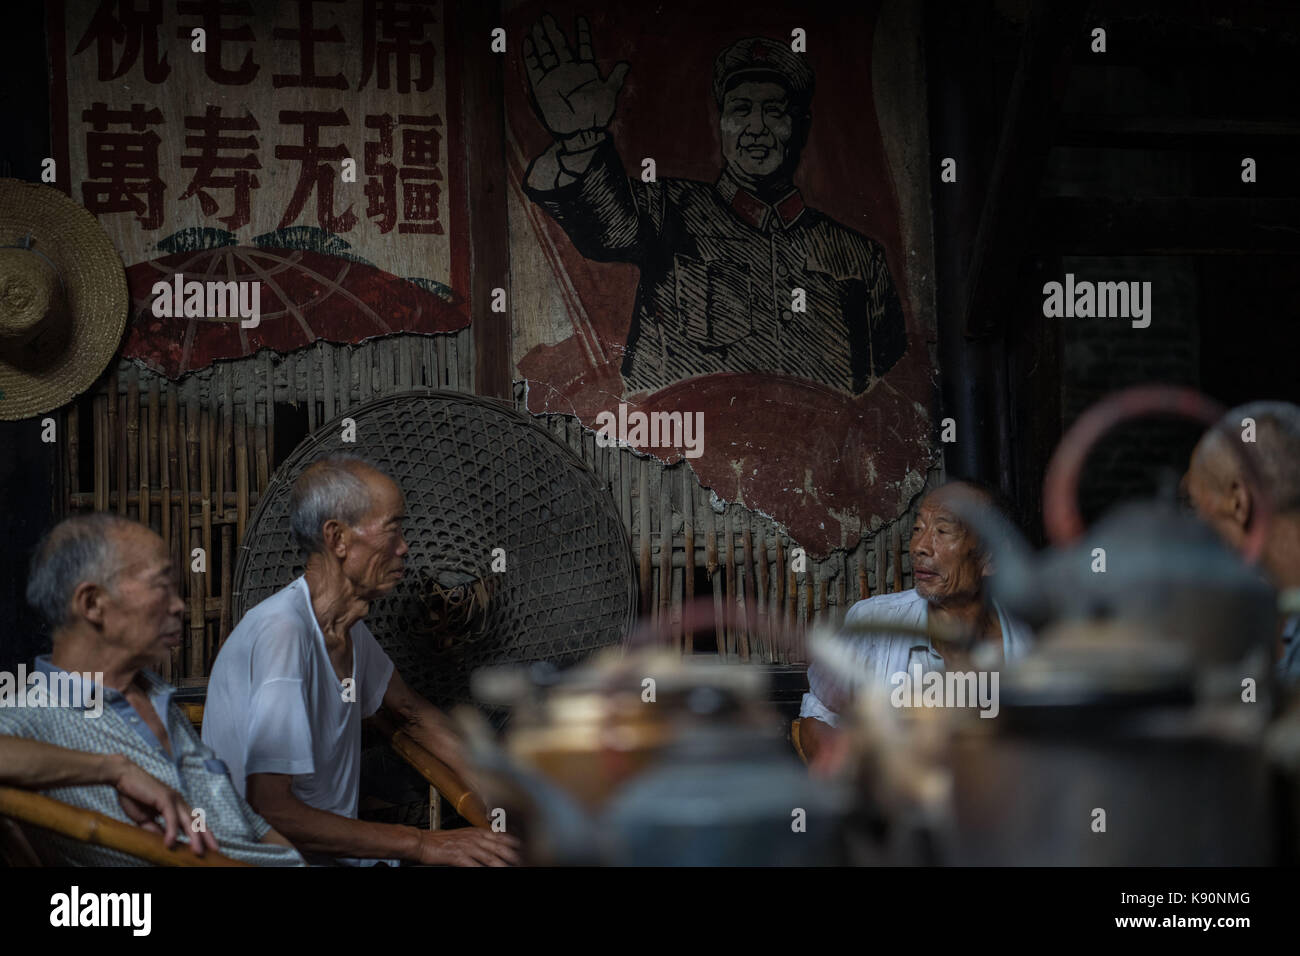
123,227,468,378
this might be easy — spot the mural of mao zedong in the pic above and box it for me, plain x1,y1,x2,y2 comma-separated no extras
522,14,908,395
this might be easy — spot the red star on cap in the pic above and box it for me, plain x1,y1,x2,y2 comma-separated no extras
749,40,769,61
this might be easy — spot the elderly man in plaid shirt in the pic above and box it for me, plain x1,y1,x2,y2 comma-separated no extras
0,513,303,866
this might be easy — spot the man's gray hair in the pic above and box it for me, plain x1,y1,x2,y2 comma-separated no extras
26,513,138,631
1218,401,1300,513
288,454,383,554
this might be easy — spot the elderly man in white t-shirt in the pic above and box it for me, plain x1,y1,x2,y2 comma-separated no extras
202,455,519,866
799,481,1034,766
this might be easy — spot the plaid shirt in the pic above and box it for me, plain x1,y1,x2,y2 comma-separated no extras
0,656,303,866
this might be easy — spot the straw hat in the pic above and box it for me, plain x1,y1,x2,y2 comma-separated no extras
0,179,128,420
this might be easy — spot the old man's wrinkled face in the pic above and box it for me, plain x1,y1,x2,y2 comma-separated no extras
909,491,989,608
720,80,794,180
341,471,409,600
96,525,185,666
1183,432,1249,552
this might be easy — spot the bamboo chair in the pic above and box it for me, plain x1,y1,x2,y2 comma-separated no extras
368,709,491,829
0,704,491,866
790,718,809,765
0,786,248,867
182,702,491,829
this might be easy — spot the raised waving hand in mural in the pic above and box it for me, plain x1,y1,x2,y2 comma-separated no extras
523,14,629,183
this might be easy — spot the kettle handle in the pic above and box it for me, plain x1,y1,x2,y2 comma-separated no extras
1042,384,1271,564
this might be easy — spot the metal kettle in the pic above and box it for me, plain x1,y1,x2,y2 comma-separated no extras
459,646,845,865
950,386,1278,671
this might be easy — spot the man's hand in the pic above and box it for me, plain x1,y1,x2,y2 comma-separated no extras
523,14,628,147
107,755,220,857
418,827,522,867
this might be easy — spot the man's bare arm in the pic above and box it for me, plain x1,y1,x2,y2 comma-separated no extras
379,668,473,785
245,772,518,866
259,827,295,848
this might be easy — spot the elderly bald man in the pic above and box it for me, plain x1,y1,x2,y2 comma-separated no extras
798,481,1034,765
0,513,302,865
1184,401,1300,687
202,455,519,867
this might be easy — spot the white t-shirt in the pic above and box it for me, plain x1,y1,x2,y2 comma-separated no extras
800,588,1034,727
202,576,395,826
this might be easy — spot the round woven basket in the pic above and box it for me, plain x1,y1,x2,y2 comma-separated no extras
233,389,638,709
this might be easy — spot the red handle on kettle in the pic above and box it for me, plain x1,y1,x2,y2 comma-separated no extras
1042,384,1271,564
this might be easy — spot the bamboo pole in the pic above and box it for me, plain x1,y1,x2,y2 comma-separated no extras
619,446,632,537
818,574,829,633
682,468,694,653
421,336,434,391
442,335,457,391
0,787,249,867
786,541,798,660
202,405,217,671
255,397,268,499
306,345,318,433
723,510,736,658
838,552,848,622
93,395,107,513
876,532,888,596
162,388,176,545
106,371,118,511
184,395,201,679
264,352,275,469
65,402,78,511
893,525,904,592
164,388,179,676
705,488,722,656
284,351,297,426
773,533,786,664
323,343,336,421
247,364,265,498
742,524,757,661
140,377,154,530
755,522,769,660
396,338,411,391
857,538,869,599
217,377,231,522
658,466,672,647
638,458,651,621
219,523,233,651
804,564,815,660
233,406,248,546
122,374,136,517
337,345,352,413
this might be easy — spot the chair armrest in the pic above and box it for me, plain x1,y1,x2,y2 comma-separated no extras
0,786,249,867
368,711,491,829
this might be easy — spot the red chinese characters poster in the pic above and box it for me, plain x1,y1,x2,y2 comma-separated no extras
49,0,471,378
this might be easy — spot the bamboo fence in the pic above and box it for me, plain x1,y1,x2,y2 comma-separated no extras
58,330,932,686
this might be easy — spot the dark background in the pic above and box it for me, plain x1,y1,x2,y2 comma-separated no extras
4,0,1300,672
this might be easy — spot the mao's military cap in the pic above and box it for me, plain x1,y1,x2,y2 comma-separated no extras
712,37,815,111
